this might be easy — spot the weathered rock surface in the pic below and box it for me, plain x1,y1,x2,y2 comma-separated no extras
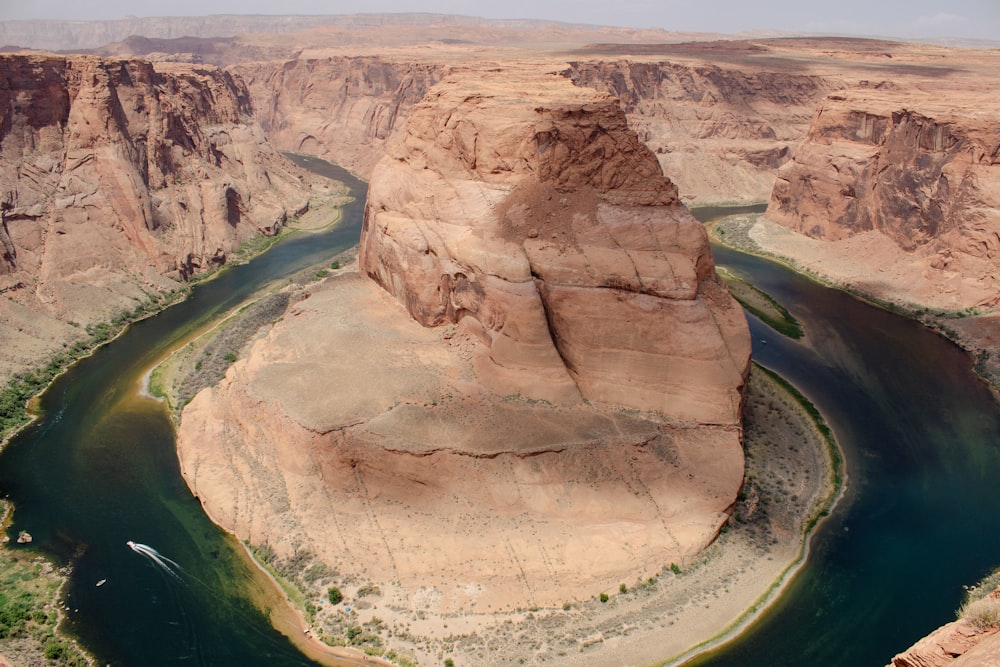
0,54,312,379
888,587,1000,667
179,273,746,616
177,70,749,631
761,85,1000,311
563,58,836,203
234,56,443,178
360,68,750,423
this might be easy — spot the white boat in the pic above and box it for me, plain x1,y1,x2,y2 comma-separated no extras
96,579,106,587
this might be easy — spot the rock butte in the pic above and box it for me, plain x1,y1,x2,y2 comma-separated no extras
177,68,751,617
360,68,750,422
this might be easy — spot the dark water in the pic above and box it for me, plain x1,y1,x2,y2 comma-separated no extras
682,233,1000,666
0,154,363,666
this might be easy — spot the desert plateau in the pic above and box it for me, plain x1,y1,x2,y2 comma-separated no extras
0,7,998,667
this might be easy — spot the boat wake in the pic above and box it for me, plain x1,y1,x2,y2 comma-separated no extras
127,541,184,581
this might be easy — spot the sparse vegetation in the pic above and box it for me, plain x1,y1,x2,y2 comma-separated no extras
959,567,1000,630
960,596,1000,630
0,287,188,445
153,292,291,409
717,266,804,339
0,515,90,665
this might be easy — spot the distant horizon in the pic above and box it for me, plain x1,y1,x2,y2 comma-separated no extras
2,1,998,43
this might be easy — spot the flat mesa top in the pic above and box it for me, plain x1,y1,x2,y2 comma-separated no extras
419,66,616,109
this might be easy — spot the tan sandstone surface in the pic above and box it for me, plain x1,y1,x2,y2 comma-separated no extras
359,68,750,422
174,69,775,665
0,53,317,381
888,586,1000,667
175,266,835,667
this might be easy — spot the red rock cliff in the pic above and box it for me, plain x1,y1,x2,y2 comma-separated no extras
0,54,311,377
360,68,750,424
233,56,442,177
564,59,836,202
765,89,1000,309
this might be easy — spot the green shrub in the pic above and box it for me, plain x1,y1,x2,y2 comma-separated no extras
599,593,609,603
670,563,681,575
43,638,65,660
619,583,627,594
223,353,237,363
327,586,343,605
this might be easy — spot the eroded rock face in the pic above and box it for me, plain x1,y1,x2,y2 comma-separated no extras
360,68,750,424
0,54,310,378
178,69,749,627
234,56,442,177
178,272,746,617
888,586,1000,667
564,60,836,203
764,89,1000,310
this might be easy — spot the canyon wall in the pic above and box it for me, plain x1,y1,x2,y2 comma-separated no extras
234,54,834,204
0,54,311,378
360,67,751,423
761,89,1000,311
563,59,836,203
233,57,442,177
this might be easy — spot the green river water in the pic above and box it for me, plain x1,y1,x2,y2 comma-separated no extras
0,167,998,667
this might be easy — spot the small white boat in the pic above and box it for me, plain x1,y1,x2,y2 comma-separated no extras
96,579,106,587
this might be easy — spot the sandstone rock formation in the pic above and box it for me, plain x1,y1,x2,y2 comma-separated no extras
888,586,1000,667
177,69,750,633
760,85,1000,311
234,56,442,177
563,58,836,203
0,54,312,379
360,68,750,423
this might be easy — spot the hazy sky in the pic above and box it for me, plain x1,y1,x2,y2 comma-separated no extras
2,0,998,41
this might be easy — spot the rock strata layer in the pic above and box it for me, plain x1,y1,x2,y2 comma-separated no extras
762,88,1000,311
360,68,750,423
178,70,750,629
888,586,1000,667
0,54,311,378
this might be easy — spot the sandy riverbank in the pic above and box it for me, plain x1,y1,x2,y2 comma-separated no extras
711,213,1000,393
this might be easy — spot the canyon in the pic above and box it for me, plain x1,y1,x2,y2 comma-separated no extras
0,13,999,667
0,53,318,379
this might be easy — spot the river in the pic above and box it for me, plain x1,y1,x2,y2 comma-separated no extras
1,166,998,667
689,208,1000,666
0,155,363,666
